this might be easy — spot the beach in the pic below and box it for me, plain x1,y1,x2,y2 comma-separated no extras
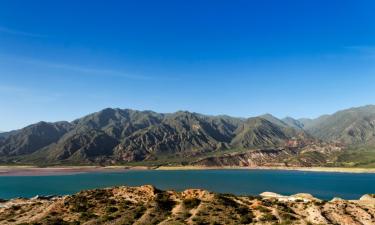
1,165,375,176
0,165,151,176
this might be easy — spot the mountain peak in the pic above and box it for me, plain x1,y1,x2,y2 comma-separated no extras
1,105,375,166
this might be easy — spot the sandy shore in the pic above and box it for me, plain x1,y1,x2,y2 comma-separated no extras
156,166,375,173
1,165,375,176
0,165,151,176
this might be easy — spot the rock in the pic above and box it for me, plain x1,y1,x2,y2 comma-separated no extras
30,195,56,200
360,194,375,202
0,186,374,225
331,197,344,202
260,192,285,198
291,193,320,202
260,192,320,202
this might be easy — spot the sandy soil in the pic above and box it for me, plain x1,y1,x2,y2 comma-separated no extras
0,165,151,176
1,165,375,176
155,165,375,173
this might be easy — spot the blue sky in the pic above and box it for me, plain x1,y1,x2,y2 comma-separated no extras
1,0,375,131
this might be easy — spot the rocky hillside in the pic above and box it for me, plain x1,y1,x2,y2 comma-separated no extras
0,108,313,165
0,185,374,225
0,122,72,156
231,116,308,148
300,105,375,146
1,105,375,166
193,141,342,167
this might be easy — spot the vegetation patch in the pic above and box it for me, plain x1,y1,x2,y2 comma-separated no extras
155,193,176,210
183,198,201,209
259,212,277,221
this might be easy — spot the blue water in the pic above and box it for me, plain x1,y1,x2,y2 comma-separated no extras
0,170,374,200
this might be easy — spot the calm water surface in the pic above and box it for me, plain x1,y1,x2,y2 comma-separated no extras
0,170,374,200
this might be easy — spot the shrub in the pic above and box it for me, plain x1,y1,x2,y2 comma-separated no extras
236,206,251,215
192,217,209,225
10,205,21,210
262,199,274,207
79,212,97,220
101,215,115,221
134,205,146,219
182,212,192,218
280,212,297,221
216,195,238,208
183,198,201,209
278,220,293,225
210,222,221,225
44,218,70,225
259,213,277,221
155,193,176,210
254,205,271,213
239,214,253,224
70,196,89,212
106,206,118,213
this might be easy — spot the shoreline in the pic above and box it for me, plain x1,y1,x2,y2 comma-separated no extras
155,166,375,173
1,165,375,176
0,165,151,176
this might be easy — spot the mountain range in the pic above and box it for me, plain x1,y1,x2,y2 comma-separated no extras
1,105,375,167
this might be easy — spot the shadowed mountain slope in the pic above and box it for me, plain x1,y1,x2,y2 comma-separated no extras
0,121,72,157
1,105,375,166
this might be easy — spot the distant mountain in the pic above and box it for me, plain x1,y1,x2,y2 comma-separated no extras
300,105,375,146
298,115,330,130
282,117,304,130
38,109,243,164
0,122,72,156
0,130,18,139
231,117,296,148
1,105,375,166
260,114,289,128
0,108,314,165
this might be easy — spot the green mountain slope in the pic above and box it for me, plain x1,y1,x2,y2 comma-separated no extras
301,105,375,145
1,105,375,167
0,122,72,157
231,117,295,148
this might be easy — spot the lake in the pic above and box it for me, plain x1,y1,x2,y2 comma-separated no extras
0,169,374,200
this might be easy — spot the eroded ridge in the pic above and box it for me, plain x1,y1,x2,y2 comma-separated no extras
0,186,374,225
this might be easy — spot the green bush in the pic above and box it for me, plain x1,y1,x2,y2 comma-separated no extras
280,212,297,221
79,212,97,220
254,205,271,213
101,215,115,222
259,213,277,221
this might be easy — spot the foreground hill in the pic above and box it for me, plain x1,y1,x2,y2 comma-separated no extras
1,185,374,225
1,105,375,167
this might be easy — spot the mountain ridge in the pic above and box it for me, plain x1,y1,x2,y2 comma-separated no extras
0,105,374,167
2,185,374,225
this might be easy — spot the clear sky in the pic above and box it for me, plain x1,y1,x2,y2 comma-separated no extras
1,0,375,131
